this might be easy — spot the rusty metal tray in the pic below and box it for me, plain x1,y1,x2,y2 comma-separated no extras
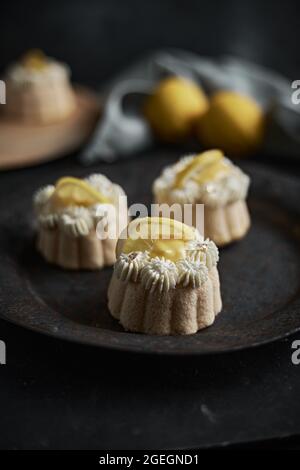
0,154,299,354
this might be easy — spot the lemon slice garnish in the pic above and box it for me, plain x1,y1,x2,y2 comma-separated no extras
22,49,48,70
192,159,231,185
174,149,230,188
50,176,111,208
117,217,198,262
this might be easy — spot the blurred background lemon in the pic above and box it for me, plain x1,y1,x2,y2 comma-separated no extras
144,76,208,142
196,90,265,157
144,77,265,157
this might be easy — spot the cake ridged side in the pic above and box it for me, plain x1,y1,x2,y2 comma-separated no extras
154,194,250,247
37,227,117,270
204,200,250,246
6,82,76,124
107,266,222,335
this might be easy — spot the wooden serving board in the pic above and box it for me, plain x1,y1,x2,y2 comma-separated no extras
0,86,100,170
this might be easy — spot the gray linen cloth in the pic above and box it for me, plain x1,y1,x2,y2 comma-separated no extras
80,49,300,164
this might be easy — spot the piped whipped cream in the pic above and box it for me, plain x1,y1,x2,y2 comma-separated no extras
58,207,94,237
34,174,122,237
115,237,218,293
114,251,150,283
38,213,59,230
185,238,219,269
84,174,121,204
33,185,55,213
6,60,71,87
153,155,250,207
177,258,208,288
140,257,178,294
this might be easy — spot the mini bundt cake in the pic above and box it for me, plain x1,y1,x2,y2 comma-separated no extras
5,50,76,124
34,174,128,270
153,149,250,246
108,217,222,335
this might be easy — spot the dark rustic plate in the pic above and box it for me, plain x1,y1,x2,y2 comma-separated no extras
0,155,300,355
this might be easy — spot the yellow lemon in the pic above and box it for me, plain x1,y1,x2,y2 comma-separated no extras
144,76,209,142
116,217,198,262
50,176,110,208
197,91,265,156
174,149,230,188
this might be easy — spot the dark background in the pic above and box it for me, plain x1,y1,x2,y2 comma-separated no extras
1,0,300,451
0,0,299,86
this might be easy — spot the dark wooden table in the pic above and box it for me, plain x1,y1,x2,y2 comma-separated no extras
1,307,300,450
